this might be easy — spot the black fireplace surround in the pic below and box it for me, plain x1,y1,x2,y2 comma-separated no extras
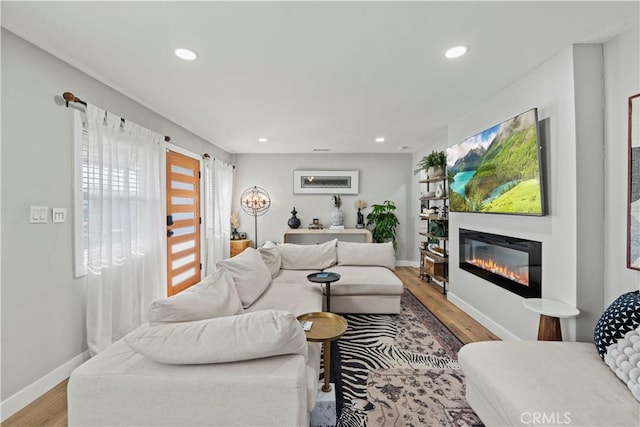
459,228,542,298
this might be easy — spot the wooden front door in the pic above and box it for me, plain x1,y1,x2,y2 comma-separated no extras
166,150,201,296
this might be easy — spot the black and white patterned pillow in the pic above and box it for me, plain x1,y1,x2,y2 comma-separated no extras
604,326,640,402
594,291,640,358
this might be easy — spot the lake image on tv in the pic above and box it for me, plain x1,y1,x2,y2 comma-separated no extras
446,109,542,215
449,170,476,198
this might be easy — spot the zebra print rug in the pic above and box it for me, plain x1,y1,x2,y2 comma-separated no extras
325,290,483,427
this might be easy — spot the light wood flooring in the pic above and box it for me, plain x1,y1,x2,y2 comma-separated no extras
2,267,499,427
395,267,500,344
2,379,68,427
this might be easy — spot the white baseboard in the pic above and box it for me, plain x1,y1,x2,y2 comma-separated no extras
1,350,90,421
447,292,521,341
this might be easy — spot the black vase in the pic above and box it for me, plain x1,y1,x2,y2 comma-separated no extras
288,207,301,229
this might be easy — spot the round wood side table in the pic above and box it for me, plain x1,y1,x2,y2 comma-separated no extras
523,298,580,341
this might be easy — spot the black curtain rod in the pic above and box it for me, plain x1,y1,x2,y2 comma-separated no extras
203,153,235,169
62,91,171,142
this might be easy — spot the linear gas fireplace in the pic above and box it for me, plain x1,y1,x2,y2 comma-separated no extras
459,229,541,298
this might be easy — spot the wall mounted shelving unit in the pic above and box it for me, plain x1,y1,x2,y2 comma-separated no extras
418,175,449,293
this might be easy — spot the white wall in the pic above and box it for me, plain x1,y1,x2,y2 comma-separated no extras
573,45,606,340
232,153,414,262
0,30,230,415
604,26,640,303
447,45,606,342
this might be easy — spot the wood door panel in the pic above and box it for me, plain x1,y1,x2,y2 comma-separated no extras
166,150,201,296
170,219,198,229
169,204,197,213
169,189,197,198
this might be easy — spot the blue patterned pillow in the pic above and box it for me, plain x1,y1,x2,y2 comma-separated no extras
594,291,640,358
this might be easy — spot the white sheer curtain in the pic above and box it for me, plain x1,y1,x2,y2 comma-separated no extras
83,105,165,356
204,157,234,274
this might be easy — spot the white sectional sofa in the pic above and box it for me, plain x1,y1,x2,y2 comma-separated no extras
274,239,404,314
68,239,403,426
459,341,640,426
459,290,640,426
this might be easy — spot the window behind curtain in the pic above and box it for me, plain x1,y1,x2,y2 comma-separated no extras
73,110,155,276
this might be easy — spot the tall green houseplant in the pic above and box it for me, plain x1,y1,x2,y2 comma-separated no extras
366,200,400,249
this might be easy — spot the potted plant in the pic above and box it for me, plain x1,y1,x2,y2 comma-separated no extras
416,150,446,178
428,219,448,238
366,200,400,249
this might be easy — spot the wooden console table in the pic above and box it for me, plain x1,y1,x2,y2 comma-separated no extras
282,228,372,244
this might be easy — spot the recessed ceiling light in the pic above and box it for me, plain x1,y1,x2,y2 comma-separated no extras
375,137,385,143
445,45,469,59
175,48,198,61
258,138,268,143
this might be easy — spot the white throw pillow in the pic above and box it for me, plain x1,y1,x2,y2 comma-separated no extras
125,310,308,365
148,269,244,324
216,247,272,308
258,241,282,278
604,325,640,402
337,241,396,271
279,239,337,270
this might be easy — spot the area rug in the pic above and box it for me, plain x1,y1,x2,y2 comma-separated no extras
324,290,483,427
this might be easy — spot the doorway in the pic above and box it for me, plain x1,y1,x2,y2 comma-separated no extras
166,150,201,296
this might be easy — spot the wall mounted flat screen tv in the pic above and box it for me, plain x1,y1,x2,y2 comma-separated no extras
446,108,545,215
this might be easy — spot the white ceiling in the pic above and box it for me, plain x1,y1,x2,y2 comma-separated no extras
2,1,638,154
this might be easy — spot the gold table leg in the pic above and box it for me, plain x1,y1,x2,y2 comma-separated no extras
322,340,331,392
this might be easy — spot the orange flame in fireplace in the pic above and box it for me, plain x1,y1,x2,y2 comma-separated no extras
467,258,529,286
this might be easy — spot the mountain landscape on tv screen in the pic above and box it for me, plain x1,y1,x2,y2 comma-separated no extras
447,110,542,215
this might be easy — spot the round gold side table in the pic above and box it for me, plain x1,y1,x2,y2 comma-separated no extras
297,312,348,392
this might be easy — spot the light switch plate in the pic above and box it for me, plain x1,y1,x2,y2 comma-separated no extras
52,208,67,223
29,206,48,223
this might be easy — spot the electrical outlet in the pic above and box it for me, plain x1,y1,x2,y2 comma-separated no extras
52,208,67,223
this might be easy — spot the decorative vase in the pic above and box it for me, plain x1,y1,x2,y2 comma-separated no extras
231,228,241,240
356,207,365,229
287,207,301,229
435,184,444,198
427,166,444,179
330,207,344,226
